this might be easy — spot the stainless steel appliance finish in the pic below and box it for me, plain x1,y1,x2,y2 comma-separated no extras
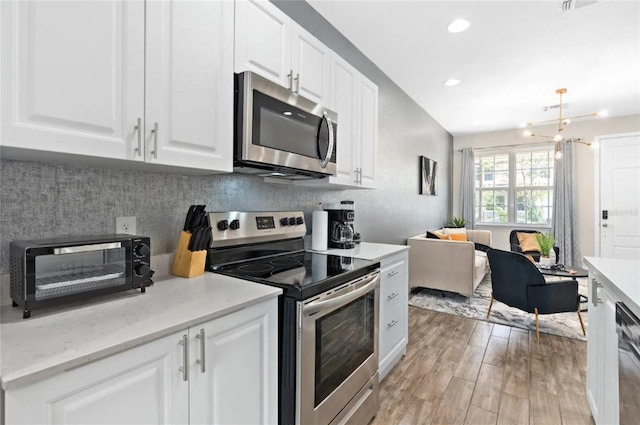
9,235,152,318
234,72,337,180
298,271,379,425
205,211,380,425
616,302,640,424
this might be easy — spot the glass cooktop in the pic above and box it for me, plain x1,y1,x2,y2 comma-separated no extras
210,251,379,300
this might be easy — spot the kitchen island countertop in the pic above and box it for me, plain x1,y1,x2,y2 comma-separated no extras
313,242,409,261
0,273,281,390
584,256,640,317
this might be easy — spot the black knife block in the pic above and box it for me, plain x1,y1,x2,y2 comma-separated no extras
172,231,207,278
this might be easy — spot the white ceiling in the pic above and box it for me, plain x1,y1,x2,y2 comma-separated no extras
306,0,640,136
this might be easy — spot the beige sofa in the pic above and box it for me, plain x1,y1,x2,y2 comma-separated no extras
407,230,492,297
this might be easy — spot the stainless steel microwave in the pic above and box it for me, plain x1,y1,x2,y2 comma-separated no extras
234,72,337,180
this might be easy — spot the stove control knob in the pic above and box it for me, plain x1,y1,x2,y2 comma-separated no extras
217,220,229,231
288,217,296,226
296,217,304,225
134,264,150,276
229,219,240,230
280,218,289,226
134,244,150,257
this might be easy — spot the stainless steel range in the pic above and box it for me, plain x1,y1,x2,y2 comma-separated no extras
205,211,380,425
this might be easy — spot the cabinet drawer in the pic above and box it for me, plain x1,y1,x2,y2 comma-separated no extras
380,302,405,359
381,260,404,281
381,269,405,313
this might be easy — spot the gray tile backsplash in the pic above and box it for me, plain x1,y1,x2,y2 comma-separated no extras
0,0,453,278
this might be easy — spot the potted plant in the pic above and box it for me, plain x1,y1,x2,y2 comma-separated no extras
535,232,555,267
447,216,466,229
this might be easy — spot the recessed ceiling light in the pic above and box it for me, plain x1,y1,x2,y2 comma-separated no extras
444,79,461,87
447,19,471,33
472,121,482,125
598,109,609,117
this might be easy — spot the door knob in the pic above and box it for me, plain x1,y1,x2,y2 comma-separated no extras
602,223,608,227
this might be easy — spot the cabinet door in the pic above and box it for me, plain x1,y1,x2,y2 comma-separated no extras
145,0,233,172
357,75,378,189
5,331,189,425
601,288,620,425
234,0,292,89
329,54,358,185
190,299,278,425
291,26,331,105
0,1,144,160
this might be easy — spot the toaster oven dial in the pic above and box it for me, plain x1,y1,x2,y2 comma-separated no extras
134,244,150,257
134,264,150,277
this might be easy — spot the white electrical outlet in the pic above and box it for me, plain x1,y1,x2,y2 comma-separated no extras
115,216,136,235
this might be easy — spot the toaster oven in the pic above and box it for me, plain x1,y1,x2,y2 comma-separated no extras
10,235,152,318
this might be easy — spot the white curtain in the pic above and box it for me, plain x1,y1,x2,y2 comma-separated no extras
461,147,475,229
552,140,582,266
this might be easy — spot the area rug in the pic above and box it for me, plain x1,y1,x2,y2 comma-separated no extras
408,275,588,340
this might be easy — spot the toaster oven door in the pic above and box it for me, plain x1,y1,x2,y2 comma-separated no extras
28,241,132,301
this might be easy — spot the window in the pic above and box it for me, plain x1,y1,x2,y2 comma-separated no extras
474,146,554,225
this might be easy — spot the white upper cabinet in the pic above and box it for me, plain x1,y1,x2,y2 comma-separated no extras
295,53,378,189
145,0,233,171
234,0,330,106
1,0,232,173
0,1,145,160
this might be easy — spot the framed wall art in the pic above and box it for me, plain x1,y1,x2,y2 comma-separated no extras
420,156,437,195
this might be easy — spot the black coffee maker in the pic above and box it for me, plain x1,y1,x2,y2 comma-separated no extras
326,201,355,249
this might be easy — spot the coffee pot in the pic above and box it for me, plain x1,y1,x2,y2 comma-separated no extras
325,202,356,249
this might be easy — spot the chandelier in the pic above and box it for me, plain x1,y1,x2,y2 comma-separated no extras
522,88,599,159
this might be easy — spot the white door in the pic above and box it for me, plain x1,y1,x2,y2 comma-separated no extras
329,54,358,186
291,26,331,105
357,75,378,189
145,0,233,172
189,299,278,425
598,133,640,259
5,331,189,424
0,1,145,160
234,0,292,89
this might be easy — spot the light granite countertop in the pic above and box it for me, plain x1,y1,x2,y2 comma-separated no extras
584,256,640,317
0,273,281,390
312,242,409,261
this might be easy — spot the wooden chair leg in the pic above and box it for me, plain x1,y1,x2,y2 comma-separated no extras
577,309,586,336
534,307,540,342
487,293,494,318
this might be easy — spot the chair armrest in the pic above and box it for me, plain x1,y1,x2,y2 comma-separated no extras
527,280,579,314
474,242,491,253
511,243,523,253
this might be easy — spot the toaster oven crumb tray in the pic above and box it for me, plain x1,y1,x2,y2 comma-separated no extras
35,264,126,300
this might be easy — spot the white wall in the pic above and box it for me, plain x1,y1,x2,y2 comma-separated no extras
452,114,640,258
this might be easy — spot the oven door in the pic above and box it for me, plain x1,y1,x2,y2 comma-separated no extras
297,271,379,425
236,71,337,176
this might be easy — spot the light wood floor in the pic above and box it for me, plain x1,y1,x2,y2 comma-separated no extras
371,306,594,425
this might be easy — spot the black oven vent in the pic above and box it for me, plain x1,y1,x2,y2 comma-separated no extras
10,256,23,299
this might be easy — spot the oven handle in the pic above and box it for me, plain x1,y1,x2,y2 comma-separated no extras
303,274,379,316
54,242,122,255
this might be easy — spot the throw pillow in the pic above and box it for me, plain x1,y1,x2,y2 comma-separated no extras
425,231,440,239
525,254,536,264
448,233,468,242
442,227,466,235
517,232,541,252
427,230,450,240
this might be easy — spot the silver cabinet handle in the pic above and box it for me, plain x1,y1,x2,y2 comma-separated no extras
196,329,206,373
388,292,398,300
150,122,158,159
388,270,399,277
134,117,142,157
388,320,399,328
294,73,300,93
602,223,608,227
591,278,603,307
178,334,189,381
287,69,293,91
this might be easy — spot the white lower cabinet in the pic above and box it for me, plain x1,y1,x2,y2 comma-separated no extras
586,272,619,425
4,299,278,425
378,251,408,380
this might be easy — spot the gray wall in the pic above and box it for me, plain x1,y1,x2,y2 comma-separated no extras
0,0,452,274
